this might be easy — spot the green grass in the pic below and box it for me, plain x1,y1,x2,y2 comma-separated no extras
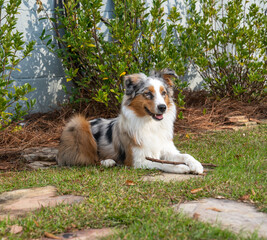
0,125,266,239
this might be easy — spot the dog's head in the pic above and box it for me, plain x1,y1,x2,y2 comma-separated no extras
123,69,177,121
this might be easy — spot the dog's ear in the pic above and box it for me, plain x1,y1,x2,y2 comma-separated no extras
150,69,178,87
161,69,178,87
124,73,147,96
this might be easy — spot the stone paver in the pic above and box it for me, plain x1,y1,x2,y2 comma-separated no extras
0,186,84,220
22,147,58,162
142,173,202,182
27,161,57,170
22,147,58,169
222,125,259,131
173,198,267,238
43,228,116,240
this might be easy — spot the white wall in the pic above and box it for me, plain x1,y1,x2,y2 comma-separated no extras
11,0,69,113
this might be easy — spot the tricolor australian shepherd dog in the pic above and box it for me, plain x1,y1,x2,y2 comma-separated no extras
57,69,203,174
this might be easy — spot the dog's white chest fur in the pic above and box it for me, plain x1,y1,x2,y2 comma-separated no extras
121,105,176,159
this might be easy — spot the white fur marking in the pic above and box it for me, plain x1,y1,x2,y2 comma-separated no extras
101,159,116,167
148,78,166,113
181,154,204,174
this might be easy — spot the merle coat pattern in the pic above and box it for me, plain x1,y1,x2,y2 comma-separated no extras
57,70,203,174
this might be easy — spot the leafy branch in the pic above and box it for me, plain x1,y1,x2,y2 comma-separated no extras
0,0,36,130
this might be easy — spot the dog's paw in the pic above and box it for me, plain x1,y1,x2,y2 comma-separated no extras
173,164,191,174
183,154,204,174
101,159,116,167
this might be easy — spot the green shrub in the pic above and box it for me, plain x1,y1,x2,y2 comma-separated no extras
0,0,36,130
39,0,188,109
40,0,266,106
177,0,266,101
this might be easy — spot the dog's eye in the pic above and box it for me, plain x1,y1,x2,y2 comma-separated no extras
161,91,167,97
144,92,153,99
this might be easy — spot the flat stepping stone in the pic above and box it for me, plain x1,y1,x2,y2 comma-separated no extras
226,115,249,124
220,124,258,131
43,228,116,240
22,147,58,162
0,186,84,220
27,161,57,170
22,147,58,169
173,198,267,238
225,115,261,128
142,173,202,182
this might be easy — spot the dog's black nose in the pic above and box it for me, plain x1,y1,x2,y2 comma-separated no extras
158,104,167,113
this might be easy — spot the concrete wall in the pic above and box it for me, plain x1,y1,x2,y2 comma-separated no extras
12,0,68,113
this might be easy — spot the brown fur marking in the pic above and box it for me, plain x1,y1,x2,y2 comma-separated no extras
159,86,165,94
128,95,156,117
159,85,172,109
124,145,133,166
148,85,155,94
162,74,174,86
57,115,99,166
165,94,172,109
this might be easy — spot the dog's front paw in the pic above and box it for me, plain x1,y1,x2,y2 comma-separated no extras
101,159,116,167
173,164,191,174
183,154,204,174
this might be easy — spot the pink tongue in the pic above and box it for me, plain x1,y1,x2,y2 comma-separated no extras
155,114,163,120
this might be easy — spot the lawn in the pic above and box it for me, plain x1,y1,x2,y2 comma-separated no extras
0,125,266,239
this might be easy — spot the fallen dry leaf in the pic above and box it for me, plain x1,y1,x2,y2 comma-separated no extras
239,194,250,201
44,232,61,239
190,188,203,194
193,213,200,220
215,195,225,199
251,189,256,196
10,225,23,234
125,180,136,186
33,220,39,227
234,154,242,159
206,207,222,212
71,223,76,228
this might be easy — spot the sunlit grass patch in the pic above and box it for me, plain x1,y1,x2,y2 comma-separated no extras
0,126,266,239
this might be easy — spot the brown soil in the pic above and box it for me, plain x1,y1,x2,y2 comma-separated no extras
0,91,266,171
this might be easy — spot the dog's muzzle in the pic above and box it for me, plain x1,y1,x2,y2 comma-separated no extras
145,106,166,121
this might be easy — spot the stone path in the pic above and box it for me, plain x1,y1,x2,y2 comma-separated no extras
173,198,267,238
142,173,202,182
142,173,267,238
2,185,267,239
3,146,267,239
0,186,84,220
0,186,116,239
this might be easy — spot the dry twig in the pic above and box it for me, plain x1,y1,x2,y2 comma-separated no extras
145,157,218,168
145,157,185,165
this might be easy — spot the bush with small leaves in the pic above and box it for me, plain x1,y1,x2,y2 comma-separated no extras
176,0,266,101
39,0,188,111
0,0,36,130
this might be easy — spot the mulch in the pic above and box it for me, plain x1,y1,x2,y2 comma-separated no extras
176,90,267,132
0,90,266,171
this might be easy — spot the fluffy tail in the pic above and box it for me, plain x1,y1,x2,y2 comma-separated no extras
57,115,99,166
